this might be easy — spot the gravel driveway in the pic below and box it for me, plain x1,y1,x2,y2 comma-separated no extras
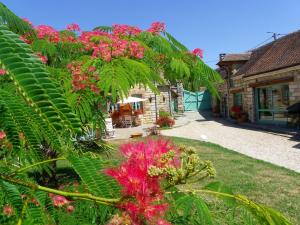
161,112,300,173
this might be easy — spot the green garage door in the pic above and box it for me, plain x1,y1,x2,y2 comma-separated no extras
184,90,211,112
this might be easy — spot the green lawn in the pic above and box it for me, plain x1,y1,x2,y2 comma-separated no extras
110,136,300,224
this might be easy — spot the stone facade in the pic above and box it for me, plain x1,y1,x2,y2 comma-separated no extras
128,83,184,124
217,65,300,125
129,85,157,124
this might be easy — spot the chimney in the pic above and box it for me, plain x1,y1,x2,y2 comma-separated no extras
219,53,226,61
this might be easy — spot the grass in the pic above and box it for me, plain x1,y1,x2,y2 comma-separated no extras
109,136,300,224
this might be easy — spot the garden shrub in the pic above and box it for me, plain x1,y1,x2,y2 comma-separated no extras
156,116,175,128
159,110,171,117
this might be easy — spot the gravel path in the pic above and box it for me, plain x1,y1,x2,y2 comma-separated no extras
162,112,300,173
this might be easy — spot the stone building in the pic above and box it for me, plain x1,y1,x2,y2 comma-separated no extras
216,30,300,127
126,82,184,124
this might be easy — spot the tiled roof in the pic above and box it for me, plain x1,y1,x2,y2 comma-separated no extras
217,53,251,65
236,30,300,76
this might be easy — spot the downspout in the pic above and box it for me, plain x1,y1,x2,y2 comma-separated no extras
154,94,158,121
226,77,230,119
222,65,231,119
168,84,172,116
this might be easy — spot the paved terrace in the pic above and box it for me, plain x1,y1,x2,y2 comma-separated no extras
161,112,300,173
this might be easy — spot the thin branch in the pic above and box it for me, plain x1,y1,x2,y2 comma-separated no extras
13,157,66,175
17,196,29,225
165,188,235,198
0,174,120,205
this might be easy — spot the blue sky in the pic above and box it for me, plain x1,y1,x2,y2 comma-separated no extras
2,0,300,68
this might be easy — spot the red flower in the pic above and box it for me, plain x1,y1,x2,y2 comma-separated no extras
50,195,70,207
231,106,242,113
3,205,13,216
156,116,175,127
0,131,6,139
147,22,166,34
0,69,7,76
35,25,60,42
106,139,179,224
192,48,204,58
66,23,81,32
113,24,142,36
31,198,40,206
35,52,48,64
22,18,33,27
66,205,75,213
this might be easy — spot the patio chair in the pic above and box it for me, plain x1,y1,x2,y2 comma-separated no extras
123,115,133,128
105,118,116,138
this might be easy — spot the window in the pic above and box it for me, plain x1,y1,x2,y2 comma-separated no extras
256,84,290,124
131,94,143,111
233,93,243,107
229,78,235,88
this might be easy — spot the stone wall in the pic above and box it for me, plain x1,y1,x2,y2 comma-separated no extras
157,86,171,113
128,82,185,124
129,85,157,124
217,68,300,123
244,70,300,122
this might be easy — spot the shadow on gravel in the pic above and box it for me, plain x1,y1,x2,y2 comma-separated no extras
194,111,300,149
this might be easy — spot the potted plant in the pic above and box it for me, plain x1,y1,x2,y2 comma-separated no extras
230,106,242,119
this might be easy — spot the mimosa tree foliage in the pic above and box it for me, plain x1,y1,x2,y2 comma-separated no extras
0,2,293,225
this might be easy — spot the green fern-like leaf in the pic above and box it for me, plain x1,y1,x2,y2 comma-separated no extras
0,2,32,34
0,25,81,134
67,155,121,198
99,57,159,101
0,180,23,214
170,58,190,78
171,194,213,224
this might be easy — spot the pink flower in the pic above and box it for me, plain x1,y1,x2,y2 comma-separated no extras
192,48,204,58
22,18,33,26
66,205,75,213
35,52,48,64
0,69,7,76
106,139,178,224
35,25,60,42
0,131,6,139
66,23,81,32
31,198,40,206
51,195,70,207
157,219,172,225
147,22,166,34
88,66,96,72
113,24,142,36
20,35,31,44
3,205,13,216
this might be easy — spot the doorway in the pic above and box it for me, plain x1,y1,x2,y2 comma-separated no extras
255,84,290,125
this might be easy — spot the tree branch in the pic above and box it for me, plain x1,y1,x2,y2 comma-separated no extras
0,174,120,205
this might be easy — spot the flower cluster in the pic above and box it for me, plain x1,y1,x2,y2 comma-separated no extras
112,24,142,37
147,22,166,34
35,25,60,43
35,52,48,64
0,69,7,76
3,205,13,216
106,139,179,225
49,193,74,213
156,116,175,128
22,18,33,27
231,105,242,113
192,48,204,58
0,130,13,150
19,20,168,64
67,61,100,93
80,31,145,61
66,23,81,32
0,131,6,139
